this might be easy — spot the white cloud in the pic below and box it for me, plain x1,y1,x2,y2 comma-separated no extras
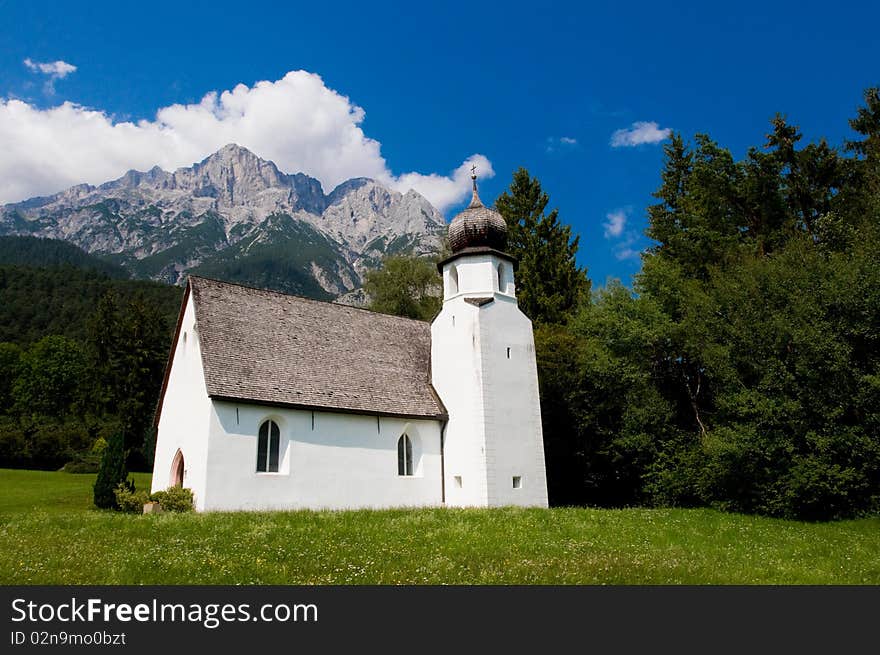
615,247,640,261
545,135,578,153
603,206,643,261
603,209,627,238
610,121,671,147
394,154,493,213
23,58,77,78
0,70,491,211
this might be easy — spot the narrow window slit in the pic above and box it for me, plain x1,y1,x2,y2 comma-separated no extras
398,434,413,476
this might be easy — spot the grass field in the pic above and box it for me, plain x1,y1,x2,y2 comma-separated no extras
1,468,878,585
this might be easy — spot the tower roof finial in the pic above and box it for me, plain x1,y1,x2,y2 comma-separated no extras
469,163,482,208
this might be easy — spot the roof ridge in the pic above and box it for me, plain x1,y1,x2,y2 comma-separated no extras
187,275,432,325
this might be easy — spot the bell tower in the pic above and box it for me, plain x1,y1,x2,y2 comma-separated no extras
431,172,548,507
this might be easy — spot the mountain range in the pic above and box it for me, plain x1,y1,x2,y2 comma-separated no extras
0,144,447,300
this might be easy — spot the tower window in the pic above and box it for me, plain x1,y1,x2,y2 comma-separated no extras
496,262,503,292
497,261,512,293
448,265,459,296
257,419,281,473
398,434,413,476
513,476,522,489
507,347,511,359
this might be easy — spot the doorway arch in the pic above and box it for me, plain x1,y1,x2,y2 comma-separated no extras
170,449,184,487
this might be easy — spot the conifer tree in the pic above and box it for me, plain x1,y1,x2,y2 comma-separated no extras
494,168,589,324
93,429,128,509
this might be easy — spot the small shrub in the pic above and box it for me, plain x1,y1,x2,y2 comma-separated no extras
60,451,102,473
150,486,194,513
114,481,149,513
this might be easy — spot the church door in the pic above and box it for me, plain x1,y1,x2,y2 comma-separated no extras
171,450,184,487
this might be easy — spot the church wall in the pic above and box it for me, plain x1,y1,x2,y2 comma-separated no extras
432,299,490,507
201,401,444,511
151,294,214,510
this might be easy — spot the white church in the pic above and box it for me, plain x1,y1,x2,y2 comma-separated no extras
150,175,549,511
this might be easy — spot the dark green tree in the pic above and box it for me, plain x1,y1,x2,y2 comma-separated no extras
117,295,170,456
364,254,442,321
93,428,128,509
0,343,22,414
494,168,590,324
12,335,87,418
765,115,846,239
846,87,880,218
87,290,123,416
846,86,880,161
86,292,170,460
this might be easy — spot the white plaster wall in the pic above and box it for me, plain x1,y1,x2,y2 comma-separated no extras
432,300,489,506
202,402,444,511
478,298,548,507
434,252,549,508
150,294,213,510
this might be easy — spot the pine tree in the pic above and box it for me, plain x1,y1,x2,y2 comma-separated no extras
494,168,590,324
93,429,128,509
846,87,880,217
86,291,169,459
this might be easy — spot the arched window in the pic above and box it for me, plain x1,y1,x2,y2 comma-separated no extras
496,262,503,292
397,434,413,476
170,449,184,487
448,265,459,296
257,419,280,473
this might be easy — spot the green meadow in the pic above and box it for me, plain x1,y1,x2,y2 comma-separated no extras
1,468,878,585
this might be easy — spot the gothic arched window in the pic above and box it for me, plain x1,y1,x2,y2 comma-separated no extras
257,419,281,473
397,434,413,476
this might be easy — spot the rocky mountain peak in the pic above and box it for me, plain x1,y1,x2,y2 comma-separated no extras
0,144,448,299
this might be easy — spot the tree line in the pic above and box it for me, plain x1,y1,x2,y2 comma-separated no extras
366,87,880,521
0,264,181,472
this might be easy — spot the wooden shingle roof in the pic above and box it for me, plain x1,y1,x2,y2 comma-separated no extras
188,276,447,420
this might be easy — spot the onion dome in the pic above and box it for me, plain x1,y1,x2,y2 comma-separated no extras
448,172,508,253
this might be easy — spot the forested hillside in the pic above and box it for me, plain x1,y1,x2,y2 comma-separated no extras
0,237,182,471
0,235,129,277
0,264,181,345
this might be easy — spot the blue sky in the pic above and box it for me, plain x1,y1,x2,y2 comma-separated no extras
1,0,878,286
